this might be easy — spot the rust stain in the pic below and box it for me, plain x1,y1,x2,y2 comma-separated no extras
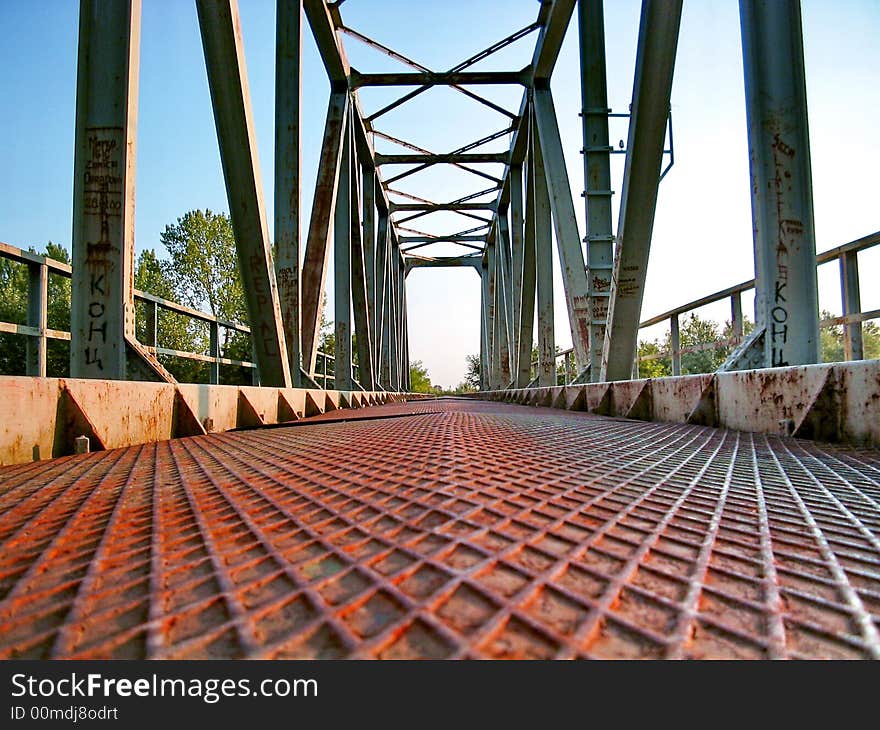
0,399,878,659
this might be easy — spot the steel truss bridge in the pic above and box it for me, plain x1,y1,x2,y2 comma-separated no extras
0,0,879,660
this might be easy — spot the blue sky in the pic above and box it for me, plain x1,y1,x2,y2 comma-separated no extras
1,1,878,387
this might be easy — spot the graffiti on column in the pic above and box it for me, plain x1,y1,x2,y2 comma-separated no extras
769,132,802,368
249,252,279,358
82,127,124,372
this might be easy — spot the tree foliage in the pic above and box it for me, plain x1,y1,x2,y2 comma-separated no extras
0,243,71,376
160,210,246,323
409,360,433,393
635,310,880,376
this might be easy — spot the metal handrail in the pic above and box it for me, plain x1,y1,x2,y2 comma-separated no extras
533,230,879,383
0,241,338,386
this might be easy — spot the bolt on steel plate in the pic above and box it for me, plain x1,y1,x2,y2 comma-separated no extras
0,399,878,659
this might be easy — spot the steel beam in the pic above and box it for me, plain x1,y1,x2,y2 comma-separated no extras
334,113,353,391
406,256,482,272
533,88,592,371
26,262,47,377
379,228,393,388
373,210,387,372
399,236,486,244
739,0,820,368
532,0,576,83
362,164,377,364
840,251,863,361
303,0,348,89
496,221,513,386
533,109,556,388
601,0,682,382
509,164,525,377
377,153,509,166
390,203,497,214
388,238,400,390
301,92,348,373
350,136,375,390
516,160,536,389
579,0,614,381
401,260,411,391
350,70,529,88
486,240,500,389
197,0,291,387
480,256,490,390
275,0,303,385
71,0,155,380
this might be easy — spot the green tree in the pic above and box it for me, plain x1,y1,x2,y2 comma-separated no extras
0,242,71,377
160,210,246,323
820,309,880,362
409,360,433,393
155,210,250,384
464,354,481,390
637,313,758,377
134,249,206,383
0,254,28,375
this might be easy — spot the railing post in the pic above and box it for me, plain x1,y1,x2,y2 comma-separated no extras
670,313,681,376
565,350,575,386
251,340,260,385
209,320,220,385
26,262,48,377
731,291,743,341
840,250,863,361
145,299,158,349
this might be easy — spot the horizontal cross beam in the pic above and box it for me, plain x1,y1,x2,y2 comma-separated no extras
376,152,509,166
350,69,530,88
390,202,497,213
399,235,486,243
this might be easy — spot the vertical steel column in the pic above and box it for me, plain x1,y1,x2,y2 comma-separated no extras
374,212,388,380
400,257,411,391
496,218,513,386
388,236,400,391
301,93,348,373
739,0,819,367
26,262,48,377
197,0,291,387
480,257,490,390
350,135,375,390
70,0,141,380
533,89,591,371
144,299,158,349
509,164,525,375
601,0,682,381
579,0,615,381
362,167,377,365
731,291,744,341
486,240,500,389
275,0,303,385
209,320,220,385
670,314,681,376
334,112,353,391
840,251,863,361
516,160,536,388
532,110,556,388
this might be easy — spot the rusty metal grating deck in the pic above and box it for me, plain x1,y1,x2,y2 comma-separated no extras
1,398,879,659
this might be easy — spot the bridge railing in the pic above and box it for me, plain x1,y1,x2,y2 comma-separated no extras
0,242,341,388
532,230,879,385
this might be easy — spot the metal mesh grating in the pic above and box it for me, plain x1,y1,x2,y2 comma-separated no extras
0,400,878,659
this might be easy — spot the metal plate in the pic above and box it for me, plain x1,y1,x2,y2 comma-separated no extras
0,400,878,659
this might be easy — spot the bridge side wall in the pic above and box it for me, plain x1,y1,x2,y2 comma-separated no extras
0,377,417,466
475,360,880,447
